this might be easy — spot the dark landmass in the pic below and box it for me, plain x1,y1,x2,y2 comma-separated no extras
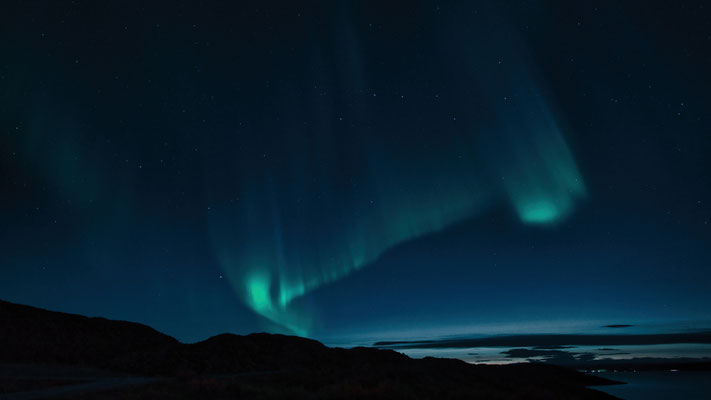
500,348,711,371
574,358,711,372
375,333,711,372
502,348,597,364
0,300,619,399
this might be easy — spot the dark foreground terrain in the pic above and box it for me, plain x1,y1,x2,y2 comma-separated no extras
0,300,619,399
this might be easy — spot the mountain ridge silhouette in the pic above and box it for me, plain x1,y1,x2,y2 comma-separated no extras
0,299,620,399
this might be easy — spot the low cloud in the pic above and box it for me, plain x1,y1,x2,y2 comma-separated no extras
602,324,633,328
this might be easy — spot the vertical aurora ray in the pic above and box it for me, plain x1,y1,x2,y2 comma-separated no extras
491,91,586,225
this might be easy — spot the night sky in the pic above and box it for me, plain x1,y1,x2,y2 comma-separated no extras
1,1,710,346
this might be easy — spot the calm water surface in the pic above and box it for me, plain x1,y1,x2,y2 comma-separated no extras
591,371,711,400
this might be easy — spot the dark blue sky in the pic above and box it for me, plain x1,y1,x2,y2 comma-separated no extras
1,1,709,344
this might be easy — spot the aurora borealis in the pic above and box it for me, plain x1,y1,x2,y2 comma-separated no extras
207,68,587,334
201,7,588,333
1,1,710,348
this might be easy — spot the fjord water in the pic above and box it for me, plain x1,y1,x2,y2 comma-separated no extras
592,371,711,400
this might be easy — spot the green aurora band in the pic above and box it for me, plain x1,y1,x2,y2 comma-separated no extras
207,95,585,336
205,8,586,335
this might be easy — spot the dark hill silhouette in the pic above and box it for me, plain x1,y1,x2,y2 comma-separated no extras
0,300,619,399
0,299,179,373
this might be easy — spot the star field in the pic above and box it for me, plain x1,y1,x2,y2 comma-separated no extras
0,1,710,343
